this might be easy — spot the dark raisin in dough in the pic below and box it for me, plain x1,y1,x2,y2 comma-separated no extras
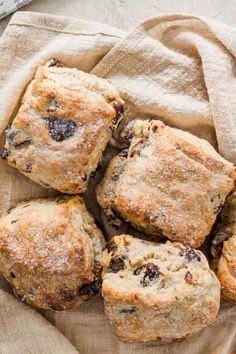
78,279,102,296
140,263,160,287
179,246,201,262
109,256,125,273
5,126,31,148
21,162,32,173
48,59,64,67
185,271,193,283
5,126,17,144
112,103,124,121
1,148,9,159
119,307,136,314
47,117,77,142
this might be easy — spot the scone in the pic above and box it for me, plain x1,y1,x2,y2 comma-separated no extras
1,59,124,194
0,196,105,310
211,191,236,302
96,120,235,248
101,234,220,343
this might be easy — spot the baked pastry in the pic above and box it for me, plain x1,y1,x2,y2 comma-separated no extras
101,234,220,343
211,191,236,302
0,196,105,310
96,119,235,248
1,59,124,194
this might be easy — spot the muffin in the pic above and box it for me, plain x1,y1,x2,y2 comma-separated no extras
0,196,105,310
1,59,124,194
101,234,220,343
96,119,235,248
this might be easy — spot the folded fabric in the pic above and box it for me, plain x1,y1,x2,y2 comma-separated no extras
0,11,235,354
0,0,33,20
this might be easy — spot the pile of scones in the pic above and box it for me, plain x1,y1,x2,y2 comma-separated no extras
0,59,235,343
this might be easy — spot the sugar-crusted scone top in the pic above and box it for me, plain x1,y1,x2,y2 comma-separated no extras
102,235,220,307
101,235,220,342
96,120,235,248
0,196,105,310
2,60,124,194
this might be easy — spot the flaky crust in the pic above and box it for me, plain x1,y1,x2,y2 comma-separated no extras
96,120,235,248
0,196,105,310
101,235,220,343
2,59,124,194
212,192,236,302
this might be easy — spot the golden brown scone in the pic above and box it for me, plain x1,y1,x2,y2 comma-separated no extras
101,235,220,343
211,192,236,302
96,120,235,248
1,59,124,194
0,196,105,310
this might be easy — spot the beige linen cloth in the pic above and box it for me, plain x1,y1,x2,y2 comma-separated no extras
0,11,236,354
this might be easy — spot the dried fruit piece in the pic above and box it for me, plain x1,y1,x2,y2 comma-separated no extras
21,163,32,173
119,307,136,314
109,103,124,132
112,103,124,121
5,126,31,148
47,117,77,142
140,263,160,287
179,246,201,262
1,148,9,160
109,256,125,273
5,125,17,144
185,271,193,283
78,279,101,297
48,59,64,67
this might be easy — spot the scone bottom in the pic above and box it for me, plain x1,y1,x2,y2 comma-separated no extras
0,196,105,310
101,235,221,343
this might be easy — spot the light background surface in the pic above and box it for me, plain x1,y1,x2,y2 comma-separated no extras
1,0,236,35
